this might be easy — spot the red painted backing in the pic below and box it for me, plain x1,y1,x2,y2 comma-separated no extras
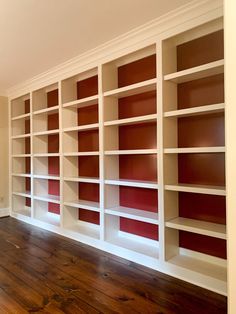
179,231,227,259
25,198,31,207
48,134,59,153
120,186,158,212
25,178,31,207
119,122,156,150
178,153,225,186
78,130,99,152
47,89,58,107
77,76,98,99
24,99,30,114
178,74,224,109
118,91,156,119
25,138,30,154
48,179,60,214
77,104,98,126
25,119,30,134
120,218,158,240
78,156,99,178
78,209,100,225
118,54,156,88
119,154,157,181
178,113,225,147
177,30,224,71
25,157,31,174
48,113,59,130
48,157,60,176
179,192,226,224
78,183,99,202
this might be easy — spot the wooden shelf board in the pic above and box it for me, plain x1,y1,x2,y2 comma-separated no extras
63,95,99,109
33,129,59,136
104,114,157,127
64,176,100,184
105,179,158,189
64,199,100,212
105,149,158,155
64,151,99,157
35,212,60,226
63,123,99,133
164,103,225,118
107,231,159,258
12,133,31,140
105,206,158,224
34,194,60,204
12,154,31,158
165,184,226,196
34,175,60,180
33,153,60,157
168,251,227,283
33,106,59,115
12,173,31,178
164,147,225,154
11,113,30,121
12,191,31,198
104,78,157,98
166,217,226,239
164,59,224,83
65,221,100,239
13,207,31,217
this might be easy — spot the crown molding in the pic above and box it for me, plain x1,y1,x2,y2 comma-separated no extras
7,0,223,98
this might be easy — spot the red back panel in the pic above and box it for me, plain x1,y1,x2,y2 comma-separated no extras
48,203,60,215
78,156,99,178
178,74,224,109
48,179,60,214
77,104,98,126
78,183,99,202
119,154,157,181
120,186,158,212
47,89,58,108
119,122,156,150
177,30,224,71
179,231,226,259
118,91,156,119
120,218,158,240
118,54,156,87
178,153,225,186
178,113,225,147
77,76,98,99
78,209,100,225
179,192,226,224
25,198,31,207
48,134,59,153
24,99,30,114
78,130,99,152
25,157,31,174
48,157,60,176
25,137,30,154
25,178,31,192
48,113,59,130
25,119,30,134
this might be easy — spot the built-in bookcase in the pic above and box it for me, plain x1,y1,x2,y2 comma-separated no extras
9,14,226,295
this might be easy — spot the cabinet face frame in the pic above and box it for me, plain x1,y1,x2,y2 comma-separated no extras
8,6,226,295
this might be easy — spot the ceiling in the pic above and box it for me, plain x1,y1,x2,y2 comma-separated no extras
0,0,192,95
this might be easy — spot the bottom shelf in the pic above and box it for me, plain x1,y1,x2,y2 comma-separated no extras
12,194,31,217
105,214,159,258
167,248,227,283
34,199,60,226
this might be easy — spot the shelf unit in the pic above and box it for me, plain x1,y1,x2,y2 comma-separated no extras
162,21,226,286
9,10,226,295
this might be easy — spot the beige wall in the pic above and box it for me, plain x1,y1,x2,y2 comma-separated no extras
0,96,9,209
225,0,236,312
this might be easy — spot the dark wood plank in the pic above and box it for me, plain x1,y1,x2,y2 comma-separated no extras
0,217,227,314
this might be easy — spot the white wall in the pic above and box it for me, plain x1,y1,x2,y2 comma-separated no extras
225,0,236,312
0,96,9,209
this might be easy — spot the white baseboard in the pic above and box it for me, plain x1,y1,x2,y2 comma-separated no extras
0,208,10,218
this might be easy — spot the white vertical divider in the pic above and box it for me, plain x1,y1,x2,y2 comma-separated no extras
8,99,12,216
98,64,105,241
30,92,34,218
58,81,64,227
156,39,165,262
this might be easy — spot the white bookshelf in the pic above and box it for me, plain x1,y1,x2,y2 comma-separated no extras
9,12,227,295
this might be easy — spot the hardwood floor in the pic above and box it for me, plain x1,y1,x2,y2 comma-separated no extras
0,217,227,313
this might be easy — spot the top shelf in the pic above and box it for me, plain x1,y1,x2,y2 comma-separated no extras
63,95,99,109
164,60,224,84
